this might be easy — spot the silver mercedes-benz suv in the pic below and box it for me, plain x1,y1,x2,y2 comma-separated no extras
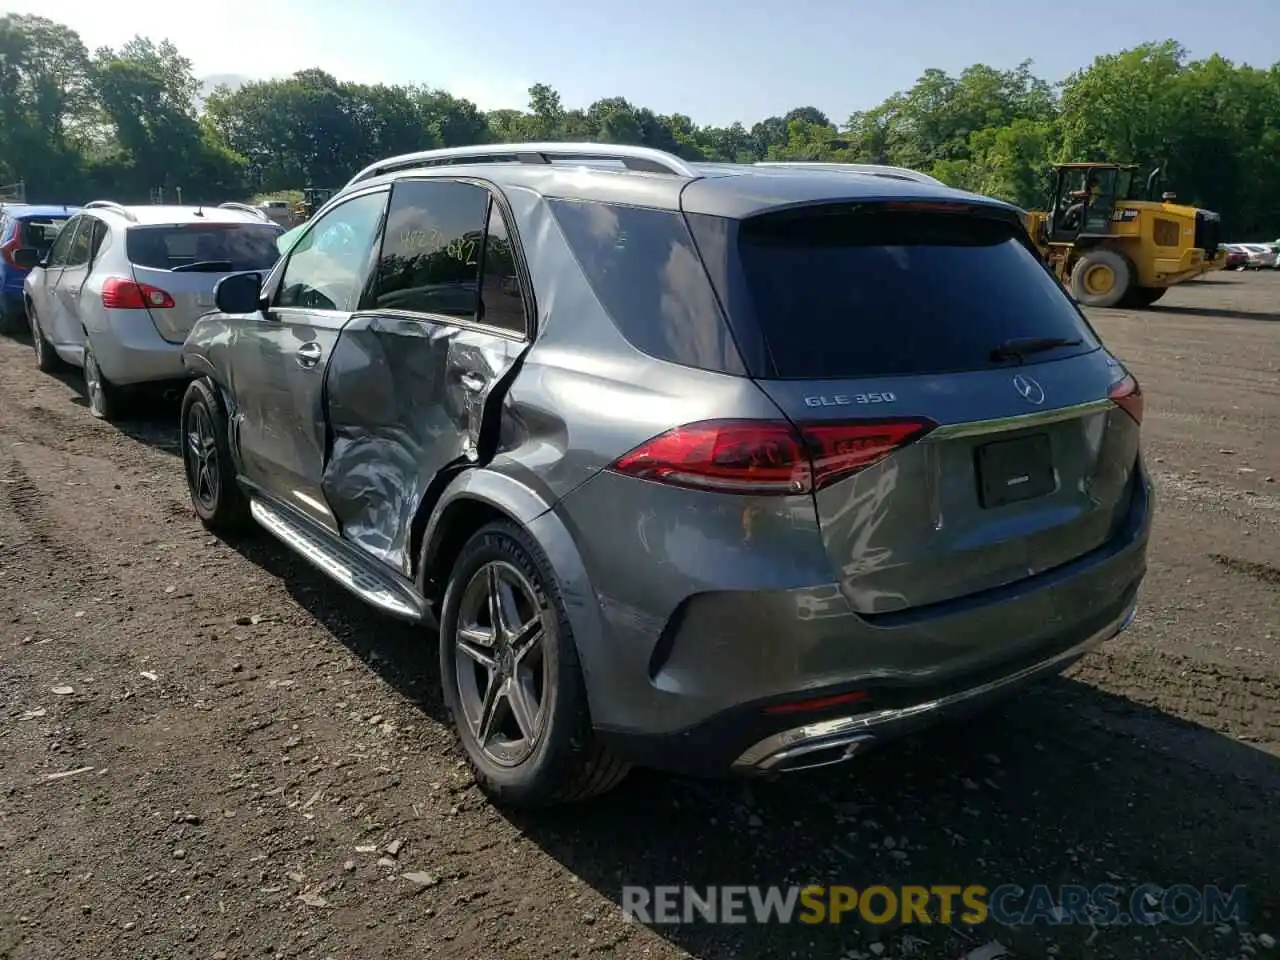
179,143,1152,808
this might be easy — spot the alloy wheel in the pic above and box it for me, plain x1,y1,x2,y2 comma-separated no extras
453,560,551,767
185,402,220,510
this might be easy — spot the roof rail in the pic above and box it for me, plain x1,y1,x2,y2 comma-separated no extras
217,201,272,222
83,200,138,222
753,161,944,186
345,142,700,189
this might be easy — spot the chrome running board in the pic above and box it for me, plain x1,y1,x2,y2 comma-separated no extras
249,497,428,623
733,603,1138,773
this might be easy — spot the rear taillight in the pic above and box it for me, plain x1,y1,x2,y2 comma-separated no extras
0,237,20,268
609,418,936,495
101,277,175,310
1108,374,1143,425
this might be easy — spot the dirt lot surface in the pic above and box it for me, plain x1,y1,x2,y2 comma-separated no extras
1,272,1278,960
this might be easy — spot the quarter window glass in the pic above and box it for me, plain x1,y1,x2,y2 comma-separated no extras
46,217,81,267
64,217,95,267
278,192,387,312
88,219,110,259
480,205,527,335
548,199,741,372
372,180,487,320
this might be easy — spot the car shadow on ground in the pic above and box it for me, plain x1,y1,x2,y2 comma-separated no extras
217,525,451,725
209,527,1280,959
40,358,186,455
1149,304,1280,322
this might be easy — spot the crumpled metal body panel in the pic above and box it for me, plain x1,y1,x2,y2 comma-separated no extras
321,314,520,576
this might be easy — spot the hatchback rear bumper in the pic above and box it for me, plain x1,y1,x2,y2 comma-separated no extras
91,311,189,386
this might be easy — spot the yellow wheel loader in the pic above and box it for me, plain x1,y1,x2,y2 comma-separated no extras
1025,163,1226,308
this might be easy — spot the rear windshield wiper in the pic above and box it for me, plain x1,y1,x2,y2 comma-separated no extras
171,259,235,273
990,336,1083,364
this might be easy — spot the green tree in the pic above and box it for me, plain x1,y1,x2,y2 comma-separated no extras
1,15,1278,237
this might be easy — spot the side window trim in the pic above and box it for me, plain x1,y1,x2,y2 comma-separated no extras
271,186,390,314
360,176,534,341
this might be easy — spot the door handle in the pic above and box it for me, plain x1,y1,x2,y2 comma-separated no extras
460,371,487,393
296,342,323,368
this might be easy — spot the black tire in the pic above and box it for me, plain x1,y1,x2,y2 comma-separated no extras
27,303,62,373
438,520,630,808
181,378,251,531
1069,248,1133,308
82,339,128,421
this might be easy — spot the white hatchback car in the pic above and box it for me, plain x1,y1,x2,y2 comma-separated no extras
20,201,284,420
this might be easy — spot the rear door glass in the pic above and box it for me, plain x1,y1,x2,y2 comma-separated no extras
372,179,488,321
690,206,1099,379
126,223,283,272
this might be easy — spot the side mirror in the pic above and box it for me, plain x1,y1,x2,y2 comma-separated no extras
214,271,264,314
12,247,42,269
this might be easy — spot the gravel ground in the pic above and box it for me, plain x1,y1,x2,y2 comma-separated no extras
1,271,1277,960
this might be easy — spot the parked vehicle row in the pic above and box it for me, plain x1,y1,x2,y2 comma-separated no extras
1222,242,1279,270
17,200,284,418
5,147,1154,811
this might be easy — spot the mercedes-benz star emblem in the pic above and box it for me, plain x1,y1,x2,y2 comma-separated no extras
1012,374,1046,405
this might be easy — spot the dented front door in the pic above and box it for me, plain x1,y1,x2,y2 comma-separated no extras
320,178,532,575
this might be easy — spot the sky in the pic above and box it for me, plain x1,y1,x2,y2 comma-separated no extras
15,0,1280,127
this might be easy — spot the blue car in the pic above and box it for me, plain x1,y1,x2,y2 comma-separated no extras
0,204,79,332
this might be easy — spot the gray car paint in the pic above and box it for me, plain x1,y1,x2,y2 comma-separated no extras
182,152,1151,766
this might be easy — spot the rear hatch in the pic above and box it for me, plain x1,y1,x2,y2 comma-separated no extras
125,221,283,343
684,197,1143,615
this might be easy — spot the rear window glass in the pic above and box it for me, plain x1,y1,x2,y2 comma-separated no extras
19,218,70,250
548,199,744,374
126,223,283,272
691,206,1099,379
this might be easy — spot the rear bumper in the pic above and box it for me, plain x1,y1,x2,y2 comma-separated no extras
598,580,1141,777
91,311,190,386
731,602,1135,773
581,463,1152,777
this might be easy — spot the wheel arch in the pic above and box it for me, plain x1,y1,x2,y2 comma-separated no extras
413,469,611,715
413,467,555,604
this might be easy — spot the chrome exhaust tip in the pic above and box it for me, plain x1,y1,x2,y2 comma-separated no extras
734,726,876,774
767,734,872,773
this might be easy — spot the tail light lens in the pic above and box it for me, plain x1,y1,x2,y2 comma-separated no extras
1108,374,1143,424
0,237,20,268
610,418,936,495
101,277,175,310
